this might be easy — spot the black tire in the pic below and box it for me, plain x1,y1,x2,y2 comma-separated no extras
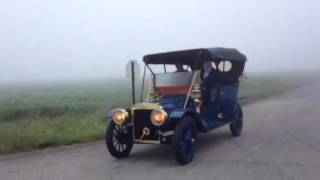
229,104,243,137
173,116,197,165
106,121,133,159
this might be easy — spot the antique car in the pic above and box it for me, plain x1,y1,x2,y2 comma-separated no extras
106,47,247,164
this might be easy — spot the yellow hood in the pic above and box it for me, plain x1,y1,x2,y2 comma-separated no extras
131,103,162,110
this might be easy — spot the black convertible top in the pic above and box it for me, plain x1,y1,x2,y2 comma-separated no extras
143,48,246,65
143,47,247,77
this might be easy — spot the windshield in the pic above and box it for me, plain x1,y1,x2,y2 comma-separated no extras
139,64,201,102
155,72,195,87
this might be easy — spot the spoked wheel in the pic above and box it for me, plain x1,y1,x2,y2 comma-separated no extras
173,116,197,165
229,104,243,137
106,121,133,158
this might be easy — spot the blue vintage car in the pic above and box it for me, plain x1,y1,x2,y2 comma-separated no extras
106,48,247,164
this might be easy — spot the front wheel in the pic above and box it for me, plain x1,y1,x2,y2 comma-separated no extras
106,121,133,159
173,116,197,165
229,104,243,137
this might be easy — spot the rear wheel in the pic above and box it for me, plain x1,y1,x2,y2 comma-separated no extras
229,105,243,137
173,116,197,165
106,121,133,158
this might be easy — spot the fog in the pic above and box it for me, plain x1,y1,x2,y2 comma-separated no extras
0,0,319,83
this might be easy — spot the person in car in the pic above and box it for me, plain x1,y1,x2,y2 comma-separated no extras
175,64,188,72
202,61,219,105
203,61,218,84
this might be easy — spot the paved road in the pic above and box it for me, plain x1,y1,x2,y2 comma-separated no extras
1,82,320,180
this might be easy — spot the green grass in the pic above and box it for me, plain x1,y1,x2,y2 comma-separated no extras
0,79,131,153
0,73,313,154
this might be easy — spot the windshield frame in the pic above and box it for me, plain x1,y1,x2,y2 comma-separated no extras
140,63,201,109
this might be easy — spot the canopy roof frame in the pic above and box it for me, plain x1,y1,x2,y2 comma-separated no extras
143,47,247,78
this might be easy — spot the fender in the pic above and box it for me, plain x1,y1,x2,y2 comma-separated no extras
168,108,207,132
106,111,113,118
106,109,118,118
169,108,197,119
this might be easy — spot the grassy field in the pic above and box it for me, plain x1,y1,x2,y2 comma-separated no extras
0,73,313,154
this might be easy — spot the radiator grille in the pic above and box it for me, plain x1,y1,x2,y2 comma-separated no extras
133,110,159,141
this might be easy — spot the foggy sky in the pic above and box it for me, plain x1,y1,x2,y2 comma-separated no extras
0,0,319,83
